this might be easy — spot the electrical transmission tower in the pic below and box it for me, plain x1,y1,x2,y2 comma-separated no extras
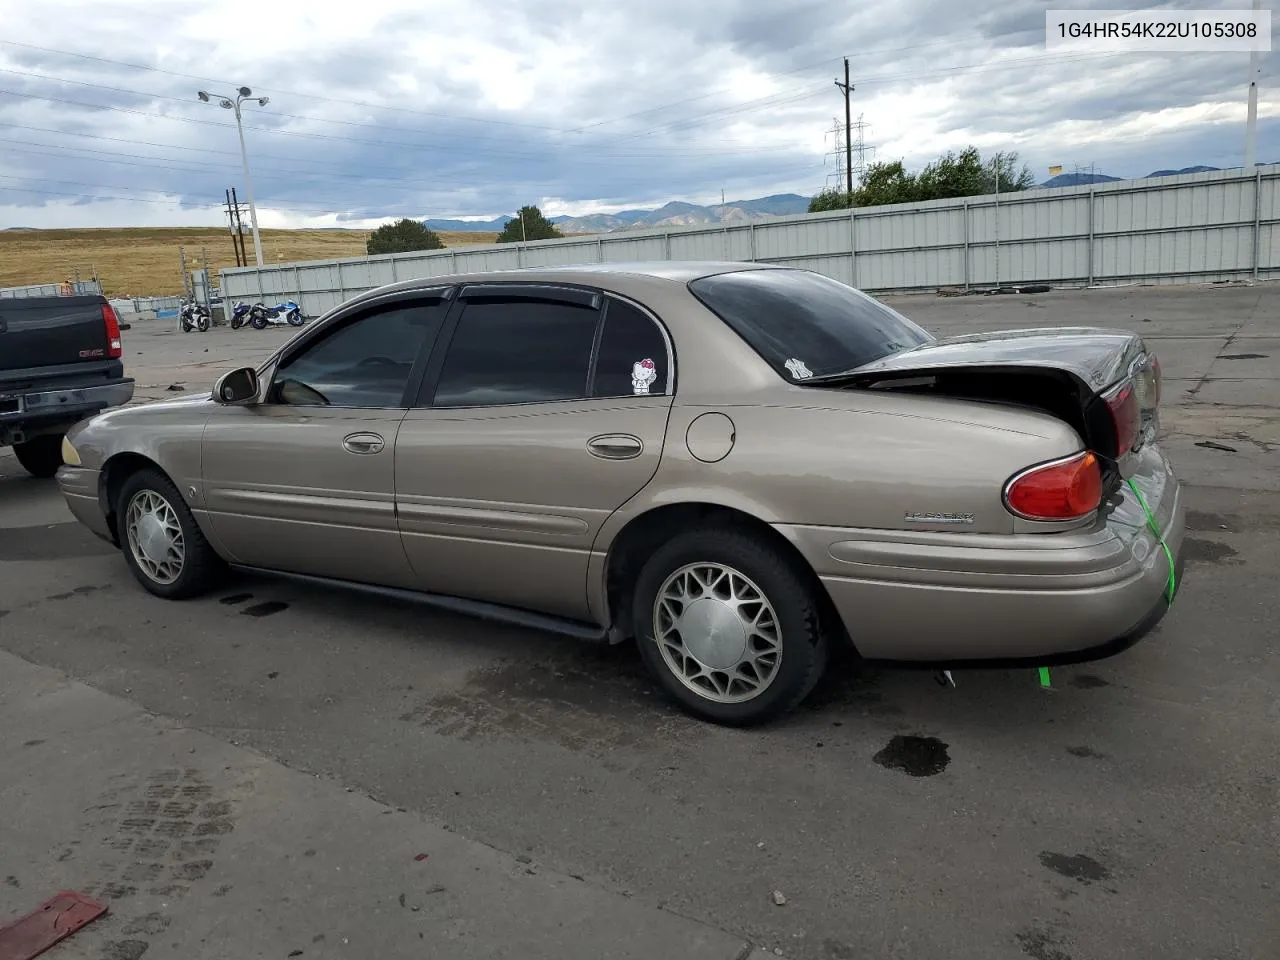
823,114,873,192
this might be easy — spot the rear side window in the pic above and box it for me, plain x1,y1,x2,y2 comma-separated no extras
590,299,669,398
688,268,932,381
431,298,599,407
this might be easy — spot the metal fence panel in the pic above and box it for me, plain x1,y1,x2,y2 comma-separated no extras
220,165,1280,317
0,280,103,299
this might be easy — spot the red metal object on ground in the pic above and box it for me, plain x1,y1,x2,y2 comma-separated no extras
0,892,107,960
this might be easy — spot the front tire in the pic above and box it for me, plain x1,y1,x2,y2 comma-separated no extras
197,315,211,332
631,526,829,726
116,468,222,599
13,434,64,478
287,310,304,326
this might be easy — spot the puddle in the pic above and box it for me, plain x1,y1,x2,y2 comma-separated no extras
241,601,289,617
1069,674,1109,689
1038,851,1110,884
1182,537,1240,567
1066,745,1106,759
872,735,950,777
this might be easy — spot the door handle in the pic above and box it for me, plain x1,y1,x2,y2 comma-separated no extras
342,432,384,455
587,434,643,460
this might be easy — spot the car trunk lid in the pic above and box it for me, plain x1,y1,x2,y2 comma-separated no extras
801,327,1161,473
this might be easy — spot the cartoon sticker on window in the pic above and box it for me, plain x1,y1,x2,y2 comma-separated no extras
785,358,813,379
632,358,658,394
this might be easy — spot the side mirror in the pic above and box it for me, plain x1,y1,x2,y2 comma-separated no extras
213,367,260,405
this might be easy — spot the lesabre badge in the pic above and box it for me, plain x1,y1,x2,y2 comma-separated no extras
632,358,657,394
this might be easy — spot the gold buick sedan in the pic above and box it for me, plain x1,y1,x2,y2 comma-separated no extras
56,262,1184,725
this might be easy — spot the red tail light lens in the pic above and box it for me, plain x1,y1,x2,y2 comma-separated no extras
1004,451,1103,521
102,304,123,358
1104,381,1139,456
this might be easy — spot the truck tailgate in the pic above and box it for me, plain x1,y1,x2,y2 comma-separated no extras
0,296,111,371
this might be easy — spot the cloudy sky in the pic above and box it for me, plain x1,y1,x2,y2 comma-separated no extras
0,0,1275,229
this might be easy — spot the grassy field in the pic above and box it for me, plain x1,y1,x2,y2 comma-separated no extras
0,227,501,298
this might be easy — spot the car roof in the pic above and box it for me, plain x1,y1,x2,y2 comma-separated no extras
340,260,789,308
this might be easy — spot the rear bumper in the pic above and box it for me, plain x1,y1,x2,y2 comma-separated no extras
0,379,135,443
780,444,1184,664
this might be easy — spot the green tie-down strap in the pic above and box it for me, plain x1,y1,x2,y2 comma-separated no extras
1038,477,1178,690
1125,476,1178,605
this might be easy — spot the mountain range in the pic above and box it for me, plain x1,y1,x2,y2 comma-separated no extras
424,166,1266,235
424,194,811,234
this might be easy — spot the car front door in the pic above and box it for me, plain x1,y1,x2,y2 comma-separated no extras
200,293,449,588
394,284,675,621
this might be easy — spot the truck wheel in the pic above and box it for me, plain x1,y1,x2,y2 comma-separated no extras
13,434,64,478
116,467,223,599
630,526,829,726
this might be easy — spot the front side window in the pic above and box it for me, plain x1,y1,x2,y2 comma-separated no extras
271,300,444,408
688,268,932,381
431,297,599,407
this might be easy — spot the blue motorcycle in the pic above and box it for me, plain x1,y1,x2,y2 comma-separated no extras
249,299,305,329
228,302,254,330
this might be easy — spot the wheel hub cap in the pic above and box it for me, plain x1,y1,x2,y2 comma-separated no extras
677,598,748,669
135,514,169,565
125,489,185,585
652,562,782,704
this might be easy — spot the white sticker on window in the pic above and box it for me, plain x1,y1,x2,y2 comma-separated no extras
785,358,813,379
631,358,657,394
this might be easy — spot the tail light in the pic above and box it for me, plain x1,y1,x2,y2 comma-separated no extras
1004,451,1103,521
1103,381,1139,456
102,304,123,358
1102,352,1161,458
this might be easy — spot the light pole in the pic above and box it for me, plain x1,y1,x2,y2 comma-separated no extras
198,86,268,266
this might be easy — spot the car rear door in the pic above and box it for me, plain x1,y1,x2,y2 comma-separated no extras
394,284,675,621
200,292,449,588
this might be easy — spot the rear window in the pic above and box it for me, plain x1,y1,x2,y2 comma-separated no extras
688,269,932,381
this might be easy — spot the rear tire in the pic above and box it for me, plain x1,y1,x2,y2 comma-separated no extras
631,526,829,726
13,434,64,478
116,467,223,599
251,314,268,330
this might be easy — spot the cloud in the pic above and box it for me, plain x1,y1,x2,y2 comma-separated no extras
0,0,1275,233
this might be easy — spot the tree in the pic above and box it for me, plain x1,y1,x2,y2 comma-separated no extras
366,218,444,255
496,205,563,243
808,147,1035,211
808,188,854,213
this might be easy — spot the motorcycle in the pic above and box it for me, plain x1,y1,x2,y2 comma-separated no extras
228,302,255,330
249,300,305,329
179,301,211,333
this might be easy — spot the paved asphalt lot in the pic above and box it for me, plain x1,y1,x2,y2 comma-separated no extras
2,282,1278,959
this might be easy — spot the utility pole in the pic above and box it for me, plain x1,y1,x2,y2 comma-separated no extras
231,188,248,267
835,58,854,195
225,189,243,267
1245,0,1260,169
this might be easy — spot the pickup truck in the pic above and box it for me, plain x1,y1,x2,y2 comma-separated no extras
0,294,135,477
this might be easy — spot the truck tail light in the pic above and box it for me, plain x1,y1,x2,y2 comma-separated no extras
102,304,123,358
1004,451,1103,521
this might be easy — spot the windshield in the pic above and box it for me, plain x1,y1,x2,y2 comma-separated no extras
688,268,933,381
